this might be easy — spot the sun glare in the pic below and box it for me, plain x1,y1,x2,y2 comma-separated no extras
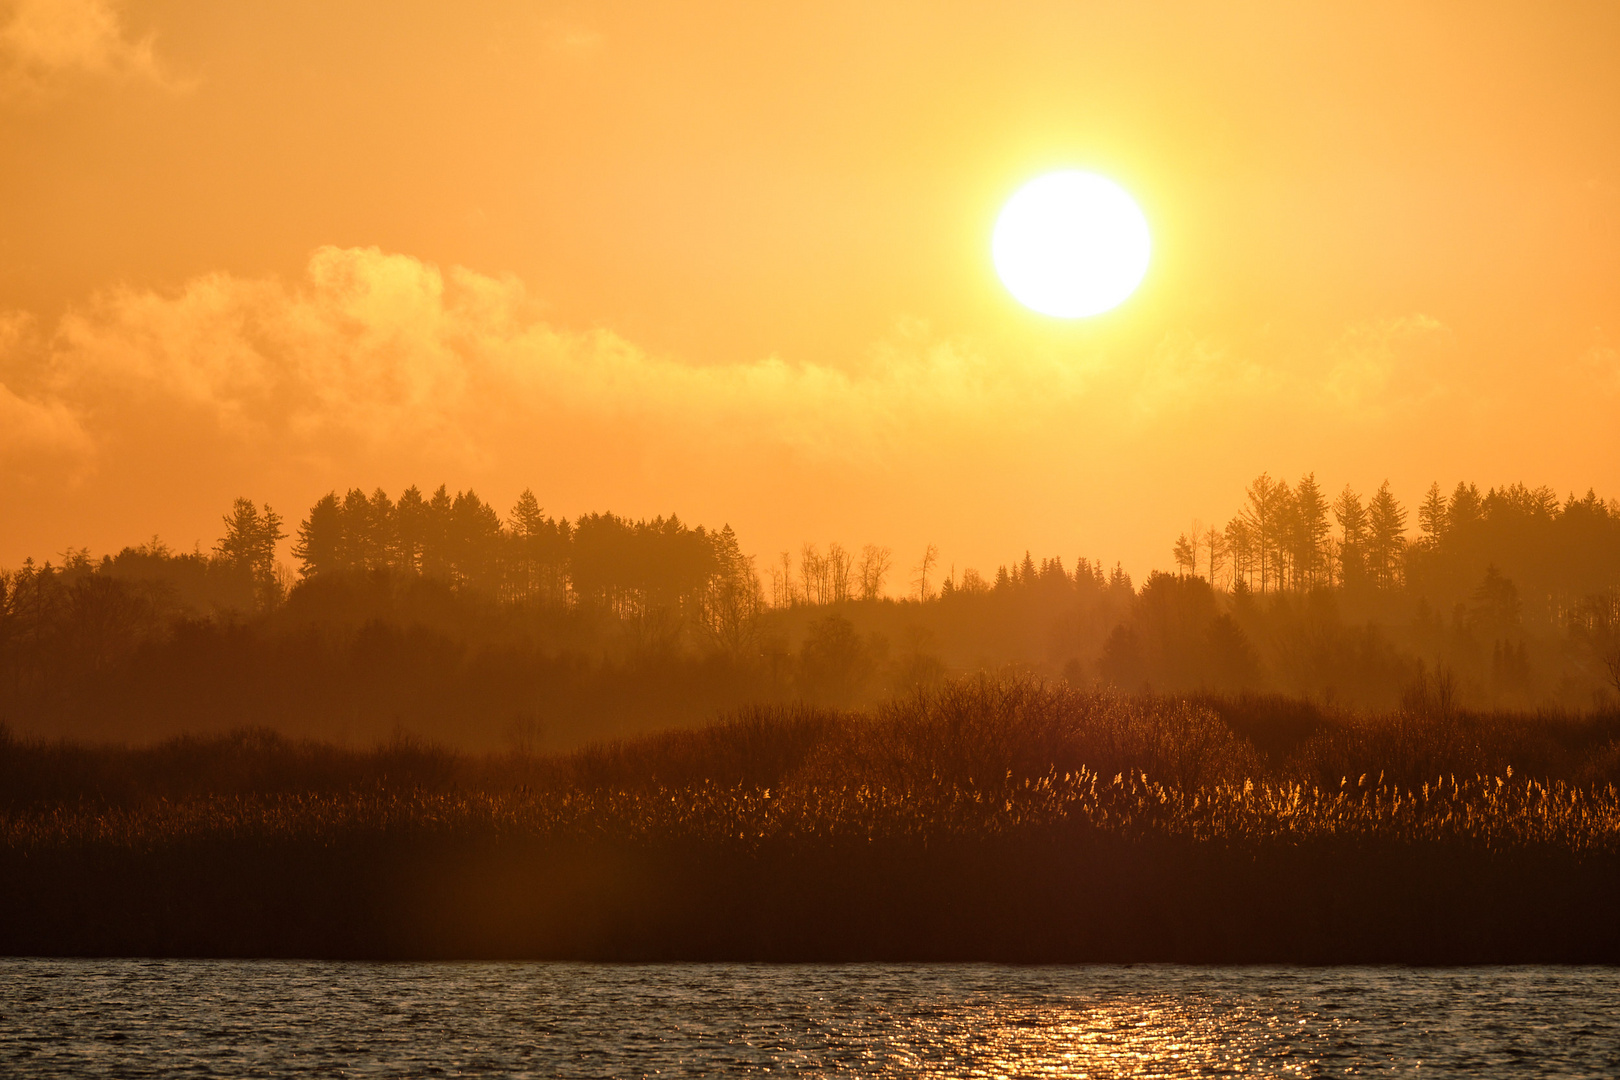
992,171,1151,318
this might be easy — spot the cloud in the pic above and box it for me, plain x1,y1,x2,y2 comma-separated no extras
37,246,1104,479
0,0,174,96
0,312,92,479
0,381,89,466
5,246,1499,504
1323,314,1452,412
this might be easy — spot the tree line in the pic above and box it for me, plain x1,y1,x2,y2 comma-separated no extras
1173,474,1620,618
5,474,1619,750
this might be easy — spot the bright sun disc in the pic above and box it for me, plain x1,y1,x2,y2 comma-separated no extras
993,171,1151,318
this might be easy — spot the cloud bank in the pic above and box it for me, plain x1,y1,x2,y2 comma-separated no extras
1,245,1608,572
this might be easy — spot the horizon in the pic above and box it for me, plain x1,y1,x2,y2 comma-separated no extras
9,472,1619,598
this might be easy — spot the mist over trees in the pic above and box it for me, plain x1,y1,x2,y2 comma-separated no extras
3,475,1619,748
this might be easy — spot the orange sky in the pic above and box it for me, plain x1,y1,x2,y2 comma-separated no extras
2,0,1618,582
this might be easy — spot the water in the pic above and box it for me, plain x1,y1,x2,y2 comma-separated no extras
1,962,1617,1077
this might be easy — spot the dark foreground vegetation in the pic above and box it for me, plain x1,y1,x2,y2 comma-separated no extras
5,679,1618,963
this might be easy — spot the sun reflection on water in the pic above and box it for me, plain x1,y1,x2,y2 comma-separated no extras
3,961,1615,1078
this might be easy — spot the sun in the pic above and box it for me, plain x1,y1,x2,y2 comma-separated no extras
992,171,1151,318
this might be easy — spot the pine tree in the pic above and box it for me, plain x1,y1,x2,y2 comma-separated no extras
1243,473,1283,591
1293,473,1330,588
701,524,763,654
394,486,428,574
1333,485,1366,585
366,489,396,571
293,493,343,579
1366,481,1408,588
1447,481,1483,532
508,489,546,601
337,488,372,572
450,490,504,591
1418,481,1448,544
1224,517,1254,591
422,485,454,579
1172,534,1196,578
216,497,286,608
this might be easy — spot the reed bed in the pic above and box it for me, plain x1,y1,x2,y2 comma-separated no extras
7,769,1618,856
4,678,1619,961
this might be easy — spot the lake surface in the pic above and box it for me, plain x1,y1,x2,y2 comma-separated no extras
1,961,1616,1077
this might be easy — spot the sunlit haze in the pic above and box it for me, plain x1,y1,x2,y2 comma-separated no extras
3,0,1619,580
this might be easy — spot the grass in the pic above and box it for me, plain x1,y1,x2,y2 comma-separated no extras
3,678,1619,962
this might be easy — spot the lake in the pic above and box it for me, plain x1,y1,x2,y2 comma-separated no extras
1,961,1616,1077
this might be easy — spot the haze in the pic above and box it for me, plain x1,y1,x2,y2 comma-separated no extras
3,0,1618,577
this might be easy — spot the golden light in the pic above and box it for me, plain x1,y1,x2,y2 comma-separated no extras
992,171,1151,318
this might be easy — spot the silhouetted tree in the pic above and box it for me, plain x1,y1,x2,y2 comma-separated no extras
857,544,891,601
394,485,428,574
1333,484,1367,586
1365,481,1407,589
913,544,939,601
826,542,853,603
1447,481,1483,532
1173,533,1196,577
1243,473,1290,591
1204,525,1227,589
1418,482,1448,545
1224,517,1255,591
293,494,343,579
701,525,763,655
1293,473,1330,589
422,485,455,579
215,498,285,609
800,544,827,606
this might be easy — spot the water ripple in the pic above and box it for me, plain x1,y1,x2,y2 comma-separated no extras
1,962,1617,1077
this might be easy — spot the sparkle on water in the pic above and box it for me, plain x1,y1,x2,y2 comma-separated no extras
3,960,1619,1078
993,170,1151,318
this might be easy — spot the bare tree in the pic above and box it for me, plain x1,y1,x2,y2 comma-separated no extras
912,544,938,601
826,542,853,603
800,543,826,605
773,551,796,607
857,544,891,600
1204,525,1227,589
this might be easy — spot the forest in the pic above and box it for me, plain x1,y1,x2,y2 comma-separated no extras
2,475,1618,748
